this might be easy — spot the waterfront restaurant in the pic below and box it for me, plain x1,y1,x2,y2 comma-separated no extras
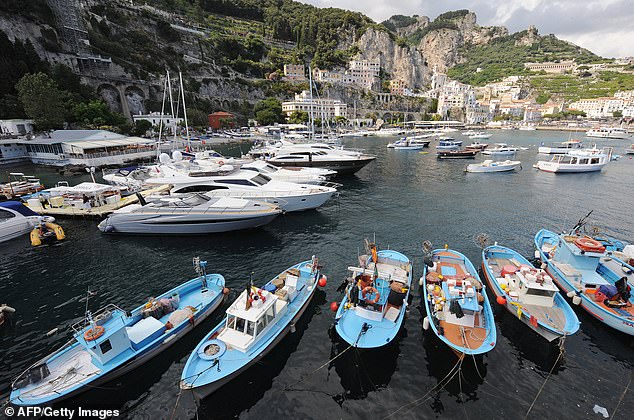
17,130,156,167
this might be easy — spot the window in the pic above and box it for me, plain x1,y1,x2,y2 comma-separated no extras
217,179,256,186
251,174,271,186
99,339,113,354
246,321,255,336
526,289,554,297
265,306,275,325
227,315,236,330
0,209,16,221
173,185,228,193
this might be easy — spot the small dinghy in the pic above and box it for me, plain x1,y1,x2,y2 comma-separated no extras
436,149,479,159
465,159,521,173
421,246,496,355
482,244,579,341
10,259,226,406
334,243,412,348
180,257,324,399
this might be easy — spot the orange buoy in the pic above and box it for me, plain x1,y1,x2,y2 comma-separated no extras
496,295,507,305
330,302,339,312
318,275,327,287
222,287,230,295
84,325,105,341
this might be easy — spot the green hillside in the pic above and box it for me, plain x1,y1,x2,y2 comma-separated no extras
448,32,604,86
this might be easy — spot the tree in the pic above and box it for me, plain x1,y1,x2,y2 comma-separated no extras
288,110,308,124
16,72,65,130
131,119,152,136
72,100,126,129
613,110,623,118
254,97,284,125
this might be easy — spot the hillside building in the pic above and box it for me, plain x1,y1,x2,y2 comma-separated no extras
281,90,347,120
390,79,408,95
208,112,236,130
0,119,34,136
437,80,476,118
568,91,633,118
524,61,576,74
132,112,182,134
283,64,306,81
312,58,380,91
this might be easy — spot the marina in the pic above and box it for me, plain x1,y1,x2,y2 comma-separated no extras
1,130,634,419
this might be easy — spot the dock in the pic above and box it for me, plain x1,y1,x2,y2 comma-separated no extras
25,184,172,218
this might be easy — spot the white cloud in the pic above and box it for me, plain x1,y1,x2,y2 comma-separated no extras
297,0,634,57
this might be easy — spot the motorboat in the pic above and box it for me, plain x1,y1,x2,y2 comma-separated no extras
436,138,463,150
518,125,536,131
334,244,412,348
180,257,323,399
586,127,629,139
534,147,612,173
464,141,489,151
387,136,431,150
1,173,44,200
625,145,634,154
469,133,491,140
10,260,227,406
27,182,124,210
0,201,53,244
465,160,521,173
145,170,337,213
436,149,478,159
482,143,518,156
247,142,376,175
535,228,634,336
421,247,496,355
241,160,336,184
538,139,583,154
482,244,579,341
98,195,282,235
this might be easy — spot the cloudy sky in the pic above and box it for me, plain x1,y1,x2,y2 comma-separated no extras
299,0,633,58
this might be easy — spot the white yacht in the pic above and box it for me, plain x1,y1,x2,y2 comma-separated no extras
387,135,432,150
538,139,583,154
247,142,376,174
0,201,51,243
241,160,336,184
482,143,519,156
145,171,337,212
534,147,612,173
586,127,629,139
98,195,281,234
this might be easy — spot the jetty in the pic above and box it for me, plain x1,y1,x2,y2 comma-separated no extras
25,184,171,219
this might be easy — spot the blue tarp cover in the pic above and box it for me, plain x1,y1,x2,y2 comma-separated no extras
0,201,39,217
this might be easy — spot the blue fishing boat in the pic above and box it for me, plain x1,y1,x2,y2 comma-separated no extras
334,245,412,348
535,229,634,335
10,259,226,406
180,257,323,399
421,247,496,355
482,244,580,342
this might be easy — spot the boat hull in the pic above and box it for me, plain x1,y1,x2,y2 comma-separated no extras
99,212,280,234
269,156,376,175
535,162,606,173
466,162,521,173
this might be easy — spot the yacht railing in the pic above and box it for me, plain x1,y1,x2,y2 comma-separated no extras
70,304,127,334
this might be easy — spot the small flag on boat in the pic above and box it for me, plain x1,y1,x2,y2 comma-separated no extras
530,315,538,327
516,306,522,320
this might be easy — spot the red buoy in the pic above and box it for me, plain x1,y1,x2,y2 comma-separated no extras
330,302,339,312
222,287,230,295
496,295,507,305
318,275,327,287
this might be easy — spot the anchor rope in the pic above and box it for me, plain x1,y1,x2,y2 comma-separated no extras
523,343,565,419
610,371,633,420
283,344,353,391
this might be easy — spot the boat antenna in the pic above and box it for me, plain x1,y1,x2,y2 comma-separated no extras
193,257,208,289
308,64,315,141
571,210,593,234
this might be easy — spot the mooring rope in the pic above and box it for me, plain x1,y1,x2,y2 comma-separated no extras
283,344,353,391
523,345,564,419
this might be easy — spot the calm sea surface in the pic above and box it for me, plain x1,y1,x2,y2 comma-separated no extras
1,130,634,419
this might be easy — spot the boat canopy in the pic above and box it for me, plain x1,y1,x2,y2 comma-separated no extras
0,201,40,217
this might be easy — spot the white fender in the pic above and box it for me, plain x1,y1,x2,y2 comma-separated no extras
423,316,430,331
572,295,581,305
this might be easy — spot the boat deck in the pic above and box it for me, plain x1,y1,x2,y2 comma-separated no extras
26,184,171,218
439,314,488,351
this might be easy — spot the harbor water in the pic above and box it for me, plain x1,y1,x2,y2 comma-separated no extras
1,130,633,419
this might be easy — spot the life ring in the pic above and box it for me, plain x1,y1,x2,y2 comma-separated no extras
218,160,225,166
362,286,380,304
574,237,605,253
84,325,105,341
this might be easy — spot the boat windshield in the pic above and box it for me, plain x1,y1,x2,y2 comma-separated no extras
251,174,271,186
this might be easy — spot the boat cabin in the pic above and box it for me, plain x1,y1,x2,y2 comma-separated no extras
218,287,288,352
498,264,558,307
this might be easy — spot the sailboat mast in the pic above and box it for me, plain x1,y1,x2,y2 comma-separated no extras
308,65,315,140
157,73,168,160
167,71,176,136
179,72,190,150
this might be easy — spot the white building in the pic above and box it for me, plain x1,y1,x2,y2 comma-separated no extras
313,59,380,91
437,80,476,118
132,112,183,133
524,61,576,74
2,130,157,167
466,103,490,124
281,91,347,120
0,119,34,136
283,64,306,81
568,96,630,118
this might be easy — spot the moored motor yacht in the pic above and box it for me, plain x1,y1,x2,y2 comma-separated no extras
145,171,337,212
436,138,463,150
482,143,519,156
586,127,629,139
241,160,336,184
534,147,612,173
538,139,583,154
0,201,54,243
98,195,282,234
